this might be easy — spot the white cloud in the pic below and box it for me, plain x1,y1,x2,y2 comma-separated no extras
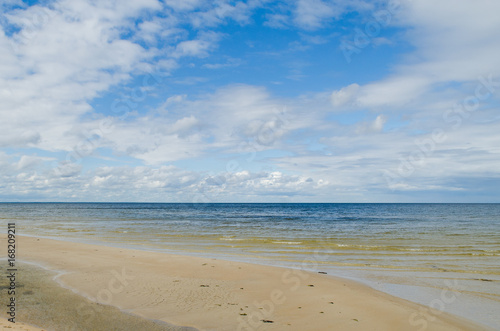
202,57,243,69
355,114,387,134
0,0,230,156
1,0,500,202
356,76,430,109
0,0,164,153
164,0,203,12
135,18,185,46
188,0,260,28
406,2,500,81
292,0,376,30
264,13,289,29
17,155,54,170
336,0,500,112
172,32,222,58
106,84,292,165
293,0,337,30
0,156,329,201
330,83,359,108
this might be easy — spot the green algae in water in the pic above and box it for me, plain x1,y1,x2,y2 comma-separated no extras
0,262,196,331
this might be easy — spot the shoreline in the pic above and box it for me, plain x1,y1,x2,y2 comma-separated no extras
15,232,500,330
1,235,493,331
0,260,191,331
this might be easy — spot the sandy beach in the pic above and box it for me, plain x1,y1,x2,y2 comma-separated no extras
0,318,45,331
0,235,492,331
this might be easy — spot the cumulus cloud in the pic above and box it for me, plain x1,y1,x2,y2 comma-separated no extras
164,0,203,12
0,0,161,152
292,0,376,30
330,83,359,108
17,155,53,170
335,0,500,111
0,0,251,155
202,57,243,69
172,32,222,58
0,156,328,201
188,0,260,28
395,0,500,80
1,0,499,202
293,0,337,30
355,115,387,134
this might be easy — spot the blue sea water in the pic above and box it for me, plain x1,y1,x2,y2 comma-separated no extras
1,203,499,328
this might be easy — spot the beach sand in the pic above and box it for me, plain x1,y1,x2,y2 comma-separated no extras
1,235,493,331
0,318,45,330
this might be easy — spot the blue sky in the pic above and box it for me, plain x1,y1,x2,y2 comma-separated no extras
1,0,499,202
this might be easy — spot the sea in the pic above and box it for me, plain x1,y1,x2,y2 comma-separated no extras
1,203,499,329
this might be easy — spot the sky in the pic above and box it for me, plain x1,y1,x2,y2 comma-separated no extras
1,0,499,202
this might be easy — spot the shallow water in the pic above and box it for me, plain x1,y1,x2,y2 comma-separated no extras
1,203,499,329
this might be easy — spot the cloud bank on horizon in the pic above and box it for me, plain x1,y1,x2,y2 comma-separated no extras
1,0,499,202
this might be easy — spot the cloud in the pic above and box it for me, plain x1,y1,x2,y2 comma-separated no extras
264,13,289,29
0,0,165,153
0,157,327,201
17,155,54,170
355,115,387,134
164,0,203,12
330,83,360,108
356,76,430,109
394,0,500,82
292,0,376,30
293,0,337,30
202,57,243,69
336,0,500,112
1,0,499,202
188,0,260,28
0,0,227,155
53,85,285,166
172,32,222,58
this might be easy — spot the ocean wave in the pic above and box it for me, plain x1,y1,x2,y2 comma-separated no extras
219,237,245,241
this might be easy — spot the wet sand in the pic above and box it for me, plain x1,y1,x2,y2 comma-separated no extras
0,235,493,331
0,262,194,331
